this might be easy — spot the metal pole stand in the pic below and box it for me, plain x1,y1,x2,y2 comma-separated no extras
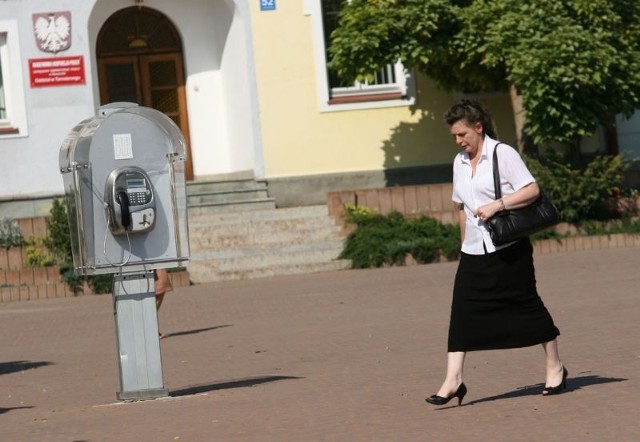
112,271,168,401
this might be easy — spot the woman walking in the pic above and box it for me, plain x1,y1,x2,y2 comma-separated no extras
425,99,568,406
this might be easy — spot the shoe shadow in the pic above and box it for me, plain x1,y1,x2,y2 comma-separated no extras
170,375,303,397
0,361,53,376
465,373,628,406
0,406,34,415
161,325,232,339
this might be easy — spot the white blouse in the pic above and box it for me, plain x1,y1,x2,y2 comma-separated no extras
452,135,536,255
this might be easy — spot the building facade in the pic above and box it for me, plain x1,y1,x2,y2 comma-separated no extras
1,0,635,218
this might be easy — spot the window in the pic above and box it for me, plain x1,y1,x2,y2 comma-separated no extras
0,34,10,122
0,21,28,137
306,0,414,112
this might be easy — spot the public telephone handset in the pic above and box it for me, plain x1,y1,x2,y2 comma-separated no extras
105,167,156,235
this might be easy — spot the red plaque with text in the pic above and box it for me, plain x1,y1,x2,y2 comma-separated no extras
29,55,85,87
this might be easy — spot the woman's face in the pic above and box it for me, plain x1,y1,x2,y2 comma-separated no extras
449,119,484,158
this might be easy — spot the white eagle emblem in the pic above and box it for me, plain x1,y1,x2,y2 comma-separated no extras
33,12,71,53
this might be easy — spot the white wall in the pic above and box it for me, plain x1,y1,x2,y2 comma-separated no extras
0,0,261,205
164,0,259,177
219,0,263,177
1,0,96,198
88,0,260,178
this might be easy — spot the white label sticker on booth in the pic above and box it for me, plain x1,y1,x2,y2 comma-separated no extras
113,133,133,159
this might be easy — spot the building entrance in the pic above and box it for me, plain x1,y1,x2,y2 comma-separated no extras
97,6,193,180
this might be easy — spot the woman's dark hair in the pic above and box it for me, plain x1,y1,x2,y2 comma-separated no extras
444,99,497,139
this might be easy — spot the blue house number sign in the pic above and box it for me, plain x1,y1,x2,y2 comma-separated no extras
260,0,276,11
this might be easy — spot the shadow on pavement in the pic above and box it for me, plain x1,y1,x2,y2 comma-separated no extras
170,375,303,397
0,406,34,415
0,361,52,376
161,325,232,339
465,374,628,406
563,374,628,392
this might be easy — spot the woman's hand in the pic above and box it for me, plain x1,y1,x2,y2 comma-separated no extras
474,200,503,222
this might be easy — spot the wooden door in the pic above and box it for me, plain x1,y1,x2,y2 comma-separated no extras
98,54,193,180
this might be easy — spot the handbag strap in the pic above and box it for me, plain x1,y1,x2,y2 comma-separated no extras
492,143,503,200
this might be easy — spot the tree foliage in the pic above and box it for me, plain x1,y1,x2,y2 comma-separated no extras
328,0,640,145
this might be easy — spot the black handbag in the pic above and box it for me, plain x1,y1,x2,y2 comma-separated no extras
485,144,560,246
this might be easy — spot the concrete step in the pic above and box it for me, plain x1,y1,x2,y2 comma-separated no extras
186,175,276,213
189,216,339,234
191,239,345,262
187,188,271,205
188,207,342,253
185,175,347,283
187,179,268,194
188,257,351,283
186,204,350,283
187,199,277,213
188,205,331,226
190,226,343,249
189,213,339,234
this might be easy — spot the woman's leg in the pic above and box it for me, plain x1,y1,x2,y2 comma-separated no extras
542,339,564,387
435,351,466,397
154,269,172,312
156,292,165,311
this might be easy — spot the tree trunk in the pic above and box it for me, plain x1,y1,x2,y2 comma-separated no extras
604,115,619,156
570,137,582,166
508,84,538,155
509,84,526,153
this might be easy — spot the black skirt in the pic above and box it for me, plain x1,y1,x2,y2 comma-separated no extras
447,239,560,352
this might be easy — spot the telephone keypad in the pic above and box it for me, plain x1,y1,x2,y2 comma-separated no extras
128,190,148,205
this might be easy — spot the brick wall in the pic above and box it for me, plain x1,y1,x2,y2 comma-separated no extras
1,216,190,303
327,183,458,231
326,183,640,257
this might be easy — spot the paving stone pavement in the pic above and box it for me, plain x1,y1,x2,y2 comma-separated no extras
1,247,639,442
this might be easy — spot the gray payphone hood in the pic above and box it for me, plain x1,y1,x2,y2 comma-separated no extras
59,103,189,275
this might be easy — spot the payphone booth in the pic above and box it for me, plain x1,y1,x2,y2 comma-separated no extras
59,102,189,401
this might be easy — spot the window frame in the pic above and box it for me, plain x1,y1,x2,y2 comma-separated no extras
0,20,28,137
305,0,415,113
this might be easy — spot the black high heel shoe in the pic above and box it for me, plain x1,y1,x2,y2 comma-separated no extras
425,383,467,406
543,366,568,396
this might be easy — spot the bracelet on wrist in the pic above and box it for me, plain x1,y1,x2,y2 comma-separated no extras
499,198,506,211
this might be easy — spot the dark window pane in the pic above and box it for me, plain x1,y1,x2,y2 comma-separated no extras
149,61,177,87
106,63,138,103
151,89,178,113
0,56,6,119
321,0,345,89
321,0,397,91
97,7,180,56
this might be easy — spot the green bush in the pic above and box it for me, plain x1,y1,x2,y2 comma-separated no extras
25,245,55,268
87,274,113,294
339,207,460,269
524,152,628,223
578,218,640,236
43,198,72,264
44,198,113,295
59,263,85,295
0,217,25,248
